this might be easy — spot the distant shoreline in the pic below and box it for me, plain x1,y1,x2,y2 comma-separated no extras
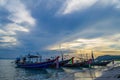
0,58,15,60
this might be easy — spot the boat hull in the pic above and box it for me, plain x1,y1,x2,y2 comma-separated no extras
63,61,111,68
63,61,89,68
91,61,111,66
16,57,60,69
48,59,72,68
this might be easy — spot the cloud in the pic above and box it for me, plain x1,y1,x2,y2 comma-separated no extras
58,0,120,15
0,0,6,6
0,23,29,36
0,36,18,48
59,0,97,14
0,36,16,43
6,23,29,32
0,0,36,48
99,0,120,8
48,33,120,51
0,0,35,25
24,0,120,54
47,13,120,51
1,0,120,58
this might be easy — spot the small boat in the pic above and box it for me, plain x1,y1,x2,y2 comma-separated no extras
89,50,111,66
59,57,74,66
90,61,111,66
63,60,111,68
49,57,74,68
15,55,59,69
63,61,89,68
63,51,111,68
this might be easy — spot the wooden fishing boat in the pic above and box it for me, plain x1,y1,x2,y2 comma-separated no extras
15,55,59,69
90,61,111,66
49,57,74,68
63,60,111,68
63,61,89,68
63,51,111,68
59,57,74,66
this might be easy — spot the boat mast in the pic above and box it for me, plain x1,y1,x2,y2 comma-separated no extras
91,50,95,62
59,44,64,61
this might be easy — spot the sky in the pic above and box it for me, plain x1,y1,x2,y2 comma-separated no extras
0,0,120,58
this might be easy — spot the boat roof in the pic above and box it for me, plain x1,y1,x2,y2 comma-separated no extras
28,55,39,58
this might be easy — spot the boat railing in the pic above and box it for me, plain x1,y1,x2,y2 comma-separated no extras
16,56,59,64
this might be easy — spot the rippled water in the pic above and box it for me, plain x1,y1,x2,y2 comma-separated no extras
0,60,104,80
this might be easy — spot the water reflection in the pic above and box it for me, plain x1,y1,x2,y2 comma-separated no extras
0,60,50,80
0,60,105,80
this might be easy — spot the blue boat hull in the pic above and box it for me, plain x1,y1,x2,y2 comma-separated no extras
16,60,56,68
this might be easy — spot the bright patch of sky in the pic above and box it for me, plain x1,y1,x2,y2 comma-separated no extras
58,0,120,15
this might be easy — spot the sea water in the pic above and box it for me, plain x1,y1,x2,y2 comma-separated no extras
0,59,106,80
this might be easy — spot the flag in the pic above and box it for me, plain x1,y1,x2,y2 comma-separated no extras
55,56,59,68
68,57,74,64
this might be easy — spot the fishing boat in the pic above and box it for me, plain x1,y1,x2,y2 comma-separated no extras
59,57,74,66
63,60,89,68
63,51,111,68
90,61,111,66
63,60,111,68
49,57,74,68
89,50,111,66
15,55,59,69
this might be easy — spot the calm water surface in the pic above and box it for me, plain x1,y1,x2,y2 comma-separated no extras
0,60,104,80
